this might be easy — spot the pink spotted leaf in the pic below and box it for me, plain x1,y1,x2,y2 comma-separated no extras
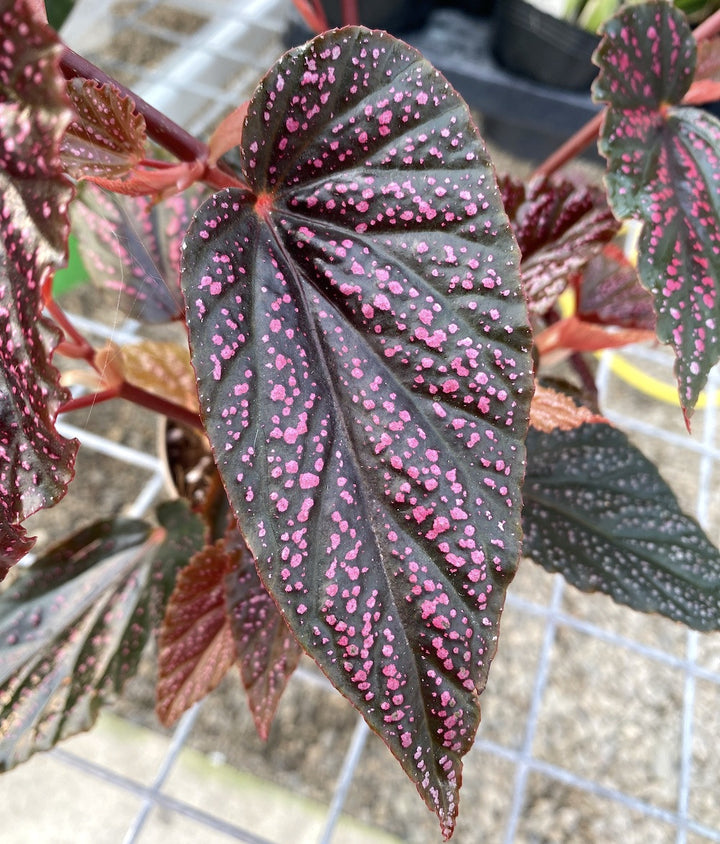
60,78,147,181
593,1,720,422
181,27,533,838
523,422,720,630
498,174,620,316
0,500,206,770
0,0,78,577
71,182,206,323
224,524,303,740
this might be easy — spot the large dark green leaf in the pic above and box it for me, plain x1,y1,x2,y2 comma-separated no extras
181,27,533,838
0,500,206,770
523,423,720,630
0,0,77,575
593,1,720,422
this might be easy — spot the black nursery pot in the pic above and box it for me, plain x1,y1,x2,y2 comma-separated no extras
492,0,600,91
435,0,495,17
319,0,433,33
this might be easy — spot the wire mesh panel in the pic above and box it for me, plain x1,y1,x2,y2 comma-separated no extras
5,2,720,842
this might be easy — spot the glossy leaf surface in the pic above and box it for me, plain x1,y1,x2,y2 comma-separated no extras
182,27,533,837
499,175,619,316
72,183,204,323
594,1,720,420
523,423,720,630
60,78,146,181
224,526,303,740
156,542,237,726
0,0,77,575
0,500,205,770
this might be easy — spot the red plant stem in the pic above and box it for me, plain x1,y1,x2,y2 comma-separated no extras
532,111,604,180
531,9,720,181
60,49,242,191
59,47,209,164
58,387,121,414
693,8,720,42
45,296,95,362
341,0,360,26
117,382,204,431
59,381,204,432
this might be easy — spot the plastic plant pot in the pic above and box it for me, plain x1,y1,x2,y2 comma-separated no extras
492,0,600,91
319,0,434,32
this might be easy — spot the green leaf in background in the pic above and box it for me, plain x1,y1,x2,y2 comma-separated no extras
593,1,720,424
523,423,720,631
46,0,75,31
51,234,89,297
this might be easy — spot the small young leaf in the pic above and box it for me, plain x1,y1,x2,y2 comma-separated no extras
523,423,720,631
61,78,147,181
499,175,620,315
182,27,534,838
156,543,237,727
576,244,656,331
0,0,78,575
529,385,606,433
120,340,199,413
71,183,205,324
534,314,656,357
594,1,720,421
224,526,303,740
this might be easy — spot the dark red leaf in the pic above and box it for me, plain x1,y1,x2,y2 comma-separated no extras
594,1,720,422
60,78,147,181
71,183,205,323
576,243,656,331
182,27,533,838
156,542,237,727
224,526,303,740
499,174,620,316
0,500,206,770
0,0,78,576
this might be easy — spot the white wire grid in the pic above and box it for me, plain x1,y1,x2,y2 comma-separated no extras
12,1,720,841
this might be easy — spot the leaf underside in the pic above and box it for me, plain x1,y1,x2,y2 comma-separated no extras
593,2,720,420
60,78,147,181
499,175,620,316
576,245,656,331
156,542,237,727
523,423,720,631
0,500,205,771
71,183,204,324
182,27,533,838
0,0,78,575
